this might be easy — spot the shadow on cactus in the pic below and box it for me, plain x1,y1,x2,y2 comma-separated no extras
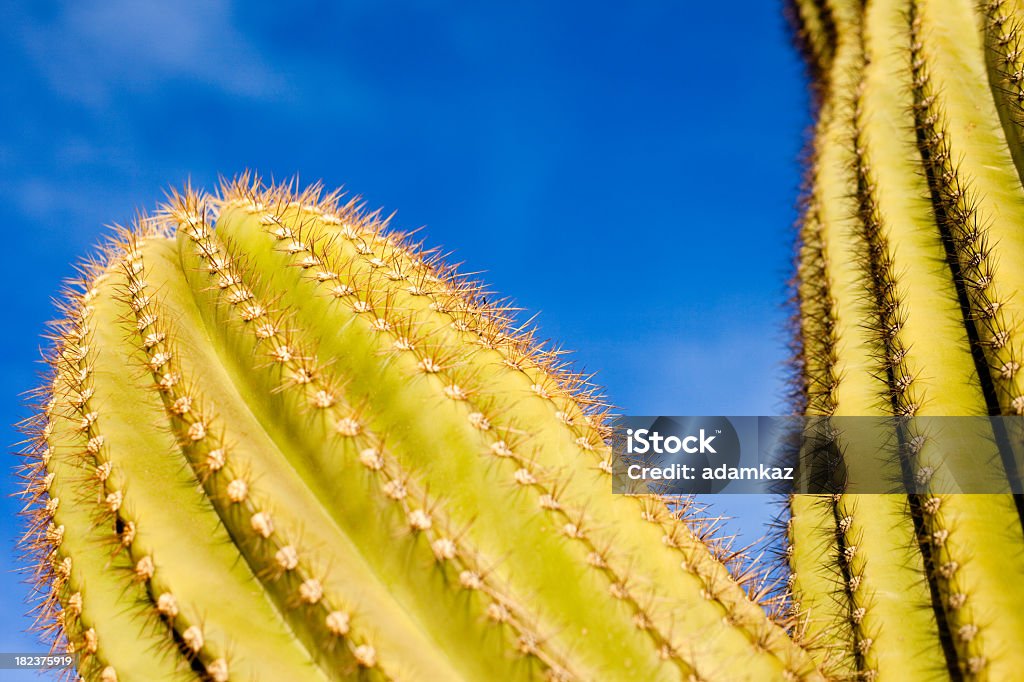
18,176,825,681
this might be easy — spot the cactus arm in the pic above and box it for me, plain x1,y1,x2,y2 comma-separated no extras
822,0,1024,676
865,5,1024,679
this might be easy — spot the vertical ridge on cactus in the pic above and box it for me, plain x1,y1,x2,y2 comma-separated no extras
19,176,826,681
790,0,1024,679
786,0,837,89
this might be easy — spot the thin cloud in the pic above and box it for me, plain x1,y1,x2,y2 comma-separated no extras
592,327,788,417
18,0,284,106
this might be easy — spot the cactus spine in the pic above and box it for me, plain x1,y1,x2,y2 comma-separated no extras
790,0,1024,679
21,177,826,681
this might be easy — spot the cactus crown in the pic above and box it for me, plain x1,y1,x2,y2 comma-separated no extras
19,175,824,681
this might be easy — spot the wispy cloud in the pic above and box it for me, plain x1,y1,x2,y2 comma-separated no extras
585,321,792,417
18,0,283,106
9,176,129,228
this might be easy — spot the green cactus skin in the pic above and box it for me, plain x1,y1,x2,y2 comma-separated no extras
789,0,1024,679
20,177,826,681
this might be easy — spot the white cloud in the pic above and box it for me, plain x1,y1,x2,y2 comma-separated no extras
19,0,283,105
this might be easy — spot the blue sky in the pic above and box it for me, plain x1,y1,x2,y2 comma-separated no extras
0,0,810,660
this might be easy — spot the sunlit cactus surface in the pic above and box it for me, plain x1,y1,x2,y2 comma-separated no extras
20,177,825,681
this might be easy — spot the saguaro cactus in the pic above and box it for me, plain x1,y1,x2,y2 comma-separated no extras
20,177,823,681
789,0,1024,679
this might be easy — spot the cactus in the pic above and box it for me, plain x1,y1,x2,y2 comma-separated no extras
19,176,826,681
788,0,1024,679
